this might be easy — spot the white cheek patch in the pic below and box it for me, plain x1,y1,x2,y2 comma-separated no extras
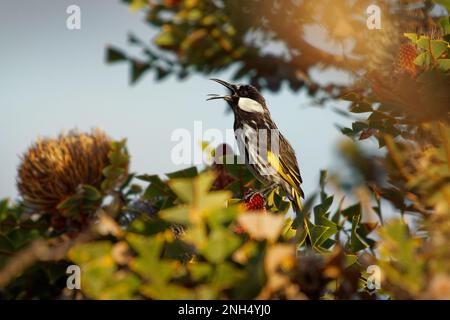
238,97,265,113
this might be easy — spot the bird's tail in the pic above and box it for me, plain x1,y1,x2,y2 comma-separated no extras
291,188,302,214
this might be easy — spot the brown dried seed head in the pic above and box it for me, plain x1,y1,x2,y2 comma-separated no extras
17,129,112,213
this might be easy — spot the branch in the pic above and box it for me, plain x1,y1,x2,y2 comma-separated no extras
0,228,94,289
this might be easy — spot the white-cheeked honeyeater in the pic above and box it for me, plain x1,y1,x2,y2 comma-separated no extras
207,78,304,213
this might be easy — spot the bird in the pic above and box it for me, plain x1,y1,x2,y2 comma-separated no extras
207,78,304,213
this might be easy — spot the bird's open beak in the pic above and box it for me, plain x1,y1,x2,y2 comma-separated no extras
206,78,236,101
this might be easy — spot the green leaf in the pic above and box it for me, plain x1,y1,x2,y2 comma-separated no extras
101,140,129,192
129,0,147,11
130,61,150,84
341,203,361,220
378,220,425,294
154,31,177,48
170,172,231,211
0,199,8,220
340,127,354,136
439,16,450,35
188,262,213,282
159,206,190,225
57,196,80,211
430,40,448,58
68,241,140,299
349,214,369,252
0,199,8,213
331,197,345,224
127,184,143,195
103,166,126,181
82,185,102,201
109,143,129,166
101,273,140,300
139,175,174,199
404,33,418,43
7,229,39,250
168,179,194,203
312,196,338,250
437,59,450,71
308,222,329,252
314,195,334,216
140,283,195,300
352,121,369,132
416,36,430,50
211,262,245,290
195,171,218,196
415,51,432,66
349,102,372,113
166,167,198,179
69,241,113,263
359,223,377,248
344,254,358,267
206,206,239,229
126,233,163,261
127,234,179,286
187,8,203,22
319,170,327,191
156,67,170,80
201,230,241,264
106,47,127,63
129,217,170,235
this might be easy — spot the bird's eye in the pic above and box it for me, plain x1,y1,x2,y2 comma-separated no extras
240,89,248,97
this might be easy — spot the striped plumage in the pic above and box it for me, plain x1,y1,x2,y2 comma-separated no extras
207,79,304,212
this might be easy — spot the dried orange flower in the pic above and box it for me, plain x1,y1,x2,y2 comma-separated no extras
17,129,112,213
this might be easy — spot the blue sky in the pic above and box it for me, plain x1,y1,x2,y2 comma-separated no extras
0,0,357,200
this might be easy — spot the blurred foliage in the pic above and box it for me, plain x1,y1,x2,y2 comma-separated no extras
107,0,364,94
0,0,450,300
0,154,373,299
0,139,380,299
108,1,449,97
1,122,447,299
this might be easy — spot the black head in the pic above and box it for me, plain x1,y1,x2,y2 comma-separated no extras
207,79,267,114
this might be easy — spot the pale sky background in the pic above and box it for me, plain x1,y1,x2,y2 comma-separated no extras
0,0,362,201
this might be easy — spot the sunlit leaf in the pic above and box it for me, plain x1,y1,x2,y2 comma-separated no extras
237,212,285,243
201,230,241,263
430,40,448,58
437,59,450,71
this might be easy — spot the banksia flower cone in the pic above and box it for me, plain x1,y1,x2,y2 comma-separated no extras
17,129,112,213
396,43,418,77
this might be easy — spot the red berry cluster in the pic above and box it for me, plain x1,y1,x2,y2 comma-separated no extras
244,192,266,211
235,192,266,235
396,43,418,77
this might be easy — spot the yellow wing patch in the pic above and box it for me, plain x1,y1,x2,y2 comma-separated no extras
293,189,302,211
267,151,297,188
267,151,303,211
288,167,301,184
